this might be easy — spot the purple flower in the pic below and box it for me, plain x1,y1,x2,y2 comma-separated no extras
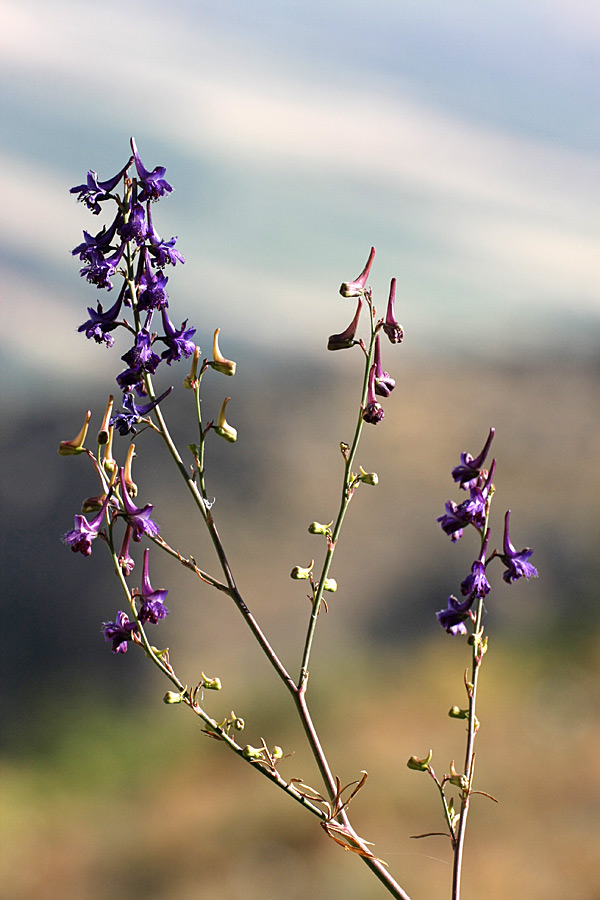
136,548,169,624
438,459,496,540
117,327,161,391
70,161,131,215
131,137,173,202
382,278,404,344
500,510,538,584
437,596,471,635
159,309,196,364
137,250,169,311
147,204,185,266
78,284,125,347
452,427,495,490
103,611,138,653
119,201,148,245
460,531,491,600
339,247,375,298
111,386,173,436
72,214,121,263
362,363,385,425
62,491,112,556
79,241,126,291
373,333,395,397
437,499,470,542
118,468,159,541
327,298,362,350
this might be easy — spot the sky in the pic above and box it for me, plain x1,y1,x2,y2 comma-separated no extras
1,0,599,396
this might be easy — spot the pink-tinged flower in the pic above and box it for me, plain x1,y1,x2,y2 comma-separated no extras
118,469,159,541
452,427,495,490
339,247,375,298
373,333,395,397
362,364,385,425
103,611,138,653
327,298,363,350
382,278,403,344
500,510,538,584
135,548,169,624
62,490,113,556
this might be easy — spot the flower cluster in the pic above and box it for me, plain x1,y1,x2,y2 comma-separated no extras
71,137,194,434
436,429,538,634
329,248,403,426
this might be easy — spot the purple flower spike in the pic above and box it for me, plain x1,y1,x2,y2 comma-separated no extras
362,364,385,425
436,596,471,635
131,137,173,202
382,278,404,344
327,298,363,350
373,333,395,397
103,611,138,653
62,491,113,556
500,510,538,584
452,427,495,490
118,468,159,541
136,548,169,624
339,247,375,297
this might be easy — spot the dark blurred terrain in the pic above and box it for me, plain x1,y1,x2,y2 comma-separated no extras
2,350,600,899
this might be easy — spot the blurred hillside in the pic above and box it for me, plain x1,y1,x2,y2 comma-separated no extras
2,350,600,899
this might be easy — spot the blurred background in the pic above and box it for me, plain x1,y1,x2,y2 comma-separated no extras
1,1,600,898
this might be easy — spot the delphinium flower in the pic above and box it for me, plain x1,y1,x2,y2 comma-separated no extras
362,363,385,425
159,308,196,364
110,386,173,436
62,490,113,556
102,611,138,653
437,459,496,542
373,333,395,397
381,278,404,344
78,285,125,347
135,548,169,624
452,427,495,490
117,468,159,541
130,137,173,202
327,298,363,350
70,160,132,214
499,510,538,584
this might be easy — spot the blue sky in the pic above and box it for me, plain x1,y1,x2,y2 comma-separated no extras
1,0,599,394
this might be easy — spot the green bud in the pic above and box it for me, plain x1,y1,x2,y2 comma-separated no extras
449,706,469,719
308,521,332,536
407,749,433,771
201,672,222,691
242,745,264,760
322,578,337,592
359,466,378,486
163,691,184,705
272,746,283,760
291,560,314,580
233,716,245,731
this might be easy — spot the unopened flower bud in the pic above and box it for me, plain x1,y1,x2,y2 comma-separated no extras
101,426,117,477
308,521,332,535
339,247,375,297
291,561,314,580
233,716,245,731
98,396,114,445
210,328,236,376
359,466,378,486
327,298,362,350
163,691,184,704
407,749,433,771
123,443,137,497
449,706,469,719
213,397,237,443
201,672,222,691
272,746,283,760
322,578,337,592
184,345,201,389
242,745,264,760
58,410,92,455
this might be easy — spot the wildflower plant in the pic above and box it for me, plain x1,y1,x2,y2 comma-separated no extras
60,140,537,900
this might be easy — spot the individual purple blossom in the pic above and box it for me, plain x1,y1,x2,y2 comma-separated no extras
500,510,538,584
78,284,125,347
339,247,375,297
79,241,126,291
103,611,138,653
437,500,470,542
437,596,471,635
72,214,121,263
117,326,161,392
438,459,496,540
136,548,169,624
62,490,113,556
118,468,159,541
110,386,173,436
373,333,395,397
460,530,491,600
327,298,362,350
452,427,495,490
382,278,404,344
131,137,173,202
147,204,185,266
119,201,148,245
159,309,196,364
362,363,385,425
70,161,131,215
137,250,169,311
